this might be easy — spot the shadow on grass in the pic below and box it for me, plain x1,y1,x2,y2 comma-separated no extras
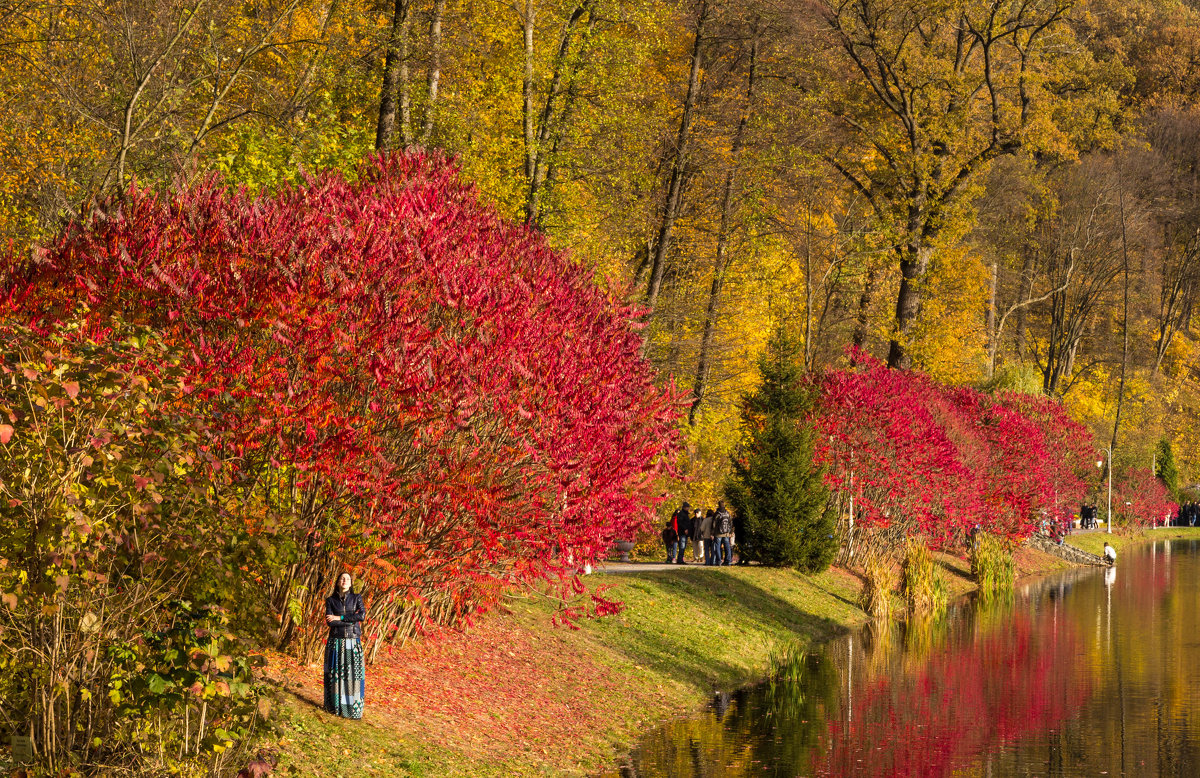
803,577,861,612
595,568,855,691
936,557,974,583
282,681,326,713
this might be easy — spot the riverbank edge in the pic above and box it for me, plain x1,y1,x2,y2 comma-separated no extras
265,528,1200,777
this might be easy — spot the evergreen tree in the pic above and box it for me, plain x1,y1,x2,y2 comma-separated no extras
724,328,837,572
1155,437,1180,500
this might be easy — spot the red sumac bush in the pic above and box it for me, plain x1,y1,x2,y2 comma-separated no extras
1112,466,1174,528
811,354,1098,550
2,151,680,657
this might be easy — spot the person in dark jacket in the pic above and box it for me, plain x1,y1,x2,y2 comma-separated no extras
661,521,678,563
714,501,735,565
673,502,692,564
324,572,366,719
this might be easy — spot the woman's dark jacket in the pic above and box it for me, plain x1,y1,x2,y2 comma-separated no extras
325,591,366,640
674,507,694,539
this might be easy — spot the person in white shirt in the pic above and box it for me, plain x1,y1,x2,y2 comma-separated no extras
1103,542,1117,565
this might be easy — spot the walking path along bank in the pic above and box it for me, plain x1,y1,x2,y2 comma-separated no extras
262,528,1200,777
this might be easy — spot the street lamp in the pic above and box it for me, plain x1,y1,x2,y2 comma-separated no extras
832,435,856,560
848,450,855,548
1096,445,1113,534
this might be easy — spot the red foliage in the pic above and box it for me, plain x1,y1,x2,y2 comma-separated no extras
1,151,680,646
811,354,1096,546
1112,466,1175,527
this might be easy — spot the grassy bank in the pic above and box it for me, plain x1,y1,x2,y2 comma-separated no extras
262,540,1108,777
1066,525,1200,557
265,565,869,777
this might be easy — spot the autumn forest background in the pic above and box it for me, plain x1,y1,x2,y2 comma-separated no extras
3,0,1200,772
6,0,1200,497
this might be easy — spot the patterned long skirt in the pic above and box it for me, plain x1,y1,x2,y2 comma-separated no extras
323,637,365,719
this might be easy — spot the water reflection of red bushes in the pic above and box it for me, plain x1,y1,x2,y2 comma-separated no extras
614,550,1184,777
819,610,1090,777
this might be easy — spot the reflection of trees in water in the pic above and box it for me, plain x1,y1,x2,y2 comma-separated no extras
618,607,1084,777
821,606,1089,777
614,547,1200,778
982,541,1200,777
620,648,840,776
733,650,841,774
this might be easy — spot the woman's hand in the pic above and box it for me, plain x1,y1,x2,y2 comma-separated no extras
326,614,341,624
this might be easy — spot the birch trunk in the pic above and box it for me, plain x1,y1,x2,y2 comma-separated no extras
688,29,757,425
643,0,708,313
419,0,446,145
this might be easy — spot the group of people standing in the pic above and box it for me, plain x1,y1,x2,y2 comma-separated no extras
1174,503,1200,526
662,500,737,565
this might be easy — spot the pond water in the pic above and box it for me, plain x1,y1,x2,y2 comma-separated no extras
605,539,1200,777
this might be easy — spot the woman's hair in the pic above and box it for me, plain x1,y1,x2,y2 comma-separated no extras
331,572,354,597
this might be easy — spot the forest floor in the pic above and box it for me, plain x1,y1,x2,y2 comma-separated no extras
260,527,1200,777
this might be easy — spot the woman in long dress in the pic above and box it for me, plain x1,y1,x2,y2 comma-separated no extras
324,572,366,718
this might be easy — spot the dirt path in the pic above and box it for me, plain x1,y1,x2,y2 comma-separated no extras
595,560,740,573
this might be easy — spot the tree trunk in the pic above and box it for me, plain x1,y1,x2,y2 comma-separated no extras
526,2,590,225
688,28,757,425
804,199,814,370
539,69,585,221
643,0,708,313
398,0,413,146
286,0,342,122
522,0,536,185
1111,185,1131,455
1013,247,1035,358
375,0,409,150
986,260,998,377
887,245,931,370
993,252,1072,384
851,268,877,351
419,0,446,145
1043,278,1066,393
1153,229,1198,374
108,0,208,193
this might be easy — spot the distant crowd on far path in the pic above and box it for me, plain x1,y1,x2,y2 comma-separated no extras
1175,503,1200,526
661,500,738,566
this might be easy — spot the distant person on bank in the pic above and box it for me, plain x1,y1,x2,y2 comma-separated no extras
691,509,705,562
732,503,748,565
673,502,693,564
700,508,717,565
714,501,734,566
324,572,366,719
661,519,678,563
1104,542,1117,565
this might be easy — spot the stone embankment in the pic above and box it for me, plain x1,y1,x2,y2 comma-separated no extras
1027,533,1109,566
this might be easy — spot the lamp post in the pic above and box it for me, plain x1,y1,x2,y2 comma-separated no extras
848,451,855,545
1097,445,1113,534
1108,445,1113,534
833,435,856,560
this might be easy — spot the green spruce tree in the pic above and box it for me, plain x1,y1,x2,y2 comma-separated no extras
1155,437,1180,501
724,328,837,572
